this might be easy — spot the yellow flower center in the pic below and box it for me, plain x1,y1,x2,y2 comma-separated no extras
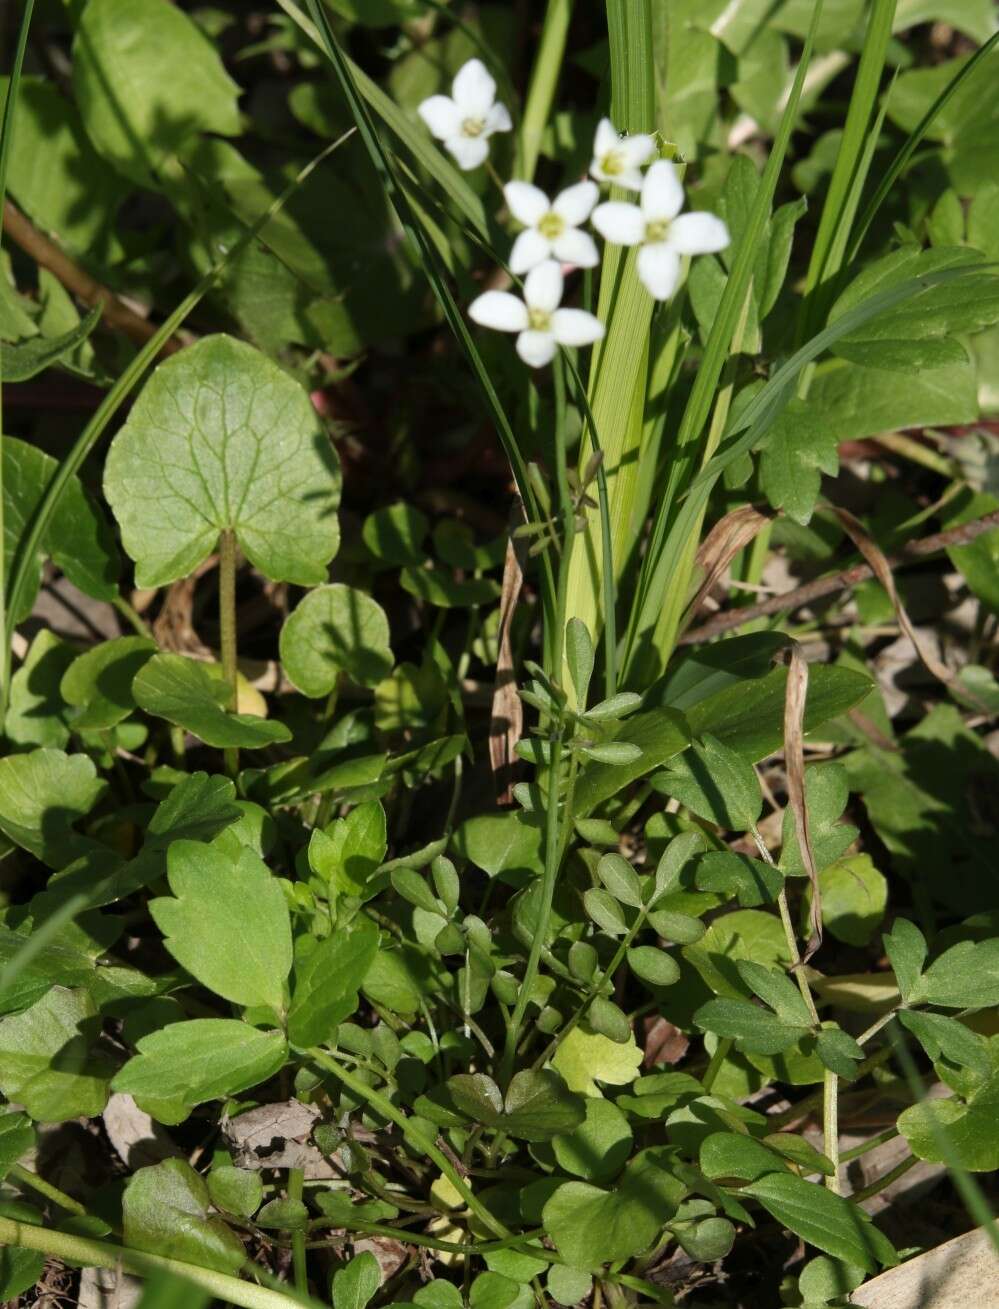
538,211,565,240
645,218,671,243
600,149,624,176
528,307,552,332
462,117,486,138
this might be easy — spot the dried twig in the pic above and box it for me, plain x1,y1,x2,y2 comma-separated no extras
489,529,526,805
679,509,999,645
781,641,823,961
3,199,185,355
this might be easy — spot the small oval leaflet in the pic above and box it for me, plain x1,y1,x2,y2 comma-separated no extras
104,334,341,588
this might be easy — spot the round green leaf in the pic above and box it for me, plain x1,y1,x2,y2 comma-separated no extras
546,1265,592,1306
280,584,393,696
104,335,341,588
208,1164,264,1218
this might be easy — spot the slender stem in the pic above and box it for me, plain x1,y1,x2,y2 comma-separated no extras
702,1038,733,1093
823,1070,841,1194
856,1009,897,1047
840,1126,899,1164
0,1217,306,1309
849,1153,918,1204
219,528,239,778
9,1163,88,1218
305,1048,509,1240
113,595,153,637
287,1168,307,1294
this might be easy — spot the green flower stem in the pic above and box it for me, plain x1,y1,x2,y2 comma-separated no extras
519,0,574,181
0,1216,307,1309
219,527,239,779
840,1126,899,1164
304,1047,509,1239
823,1069,841,1194
848,1153,918,1205
9,1163,88,1218
287,1167,307,1294
701,1038,733,1093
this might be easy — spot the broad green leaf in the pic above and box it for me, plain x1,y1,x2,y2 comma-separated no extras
743,1172,897,1272
814,855,886,946
5,630,75,749
596,853,643,908
0,987,113,1121
737,960,813,1026
829,246,999,371
0,1112,33,1180
149,840,292,1012
574,708,690,816
679,664,872,762
684,909,789,1000
104,334,341,588
918,938,999,1009
897,1011,989,1081
280,584,393,696
546,1267,592,1308
653,734,762,830
207,1166,263,1218
897,1036,999,1172
123,1159,246,1274
627,946,681,989
446,1070,586,1142
699,1131,789,1183
73,0,241,187
779,763,856,875
0,748,106,869
695,851,782,907
310,801,387,900
362,502,429,566
0,921,104,1017
551,1097,633,1182
798,1255,866,1304
451,812,544,884
693,997,808,1056
0,1247,45,1302
288,917,379,1047
132,654,291,749
552,1027,643,1097
60,636,157,732
565,618,595,709
542,1148,686,1268
758,400,840,525
3,435,120,619
333,1253,382,1309
814,1027,865,1080
113,1020,288,1105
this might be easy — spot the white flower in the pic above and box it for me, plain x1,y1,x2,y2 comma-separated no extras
590,116,656,191
503,179,600,274
591,160,730,300
468,260,605,368
417,58,512,171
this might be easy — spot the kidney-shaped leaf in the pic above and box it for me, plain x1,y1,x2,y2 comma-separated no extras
104,334,341,588
281,584,393,697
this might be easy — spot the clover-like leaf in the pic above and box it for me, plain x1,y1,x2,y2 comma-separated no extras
133,654,291,749
149,840,293,1013
552,1027,643,1096
104,334,341,588
280,584,393,697
897,1035,999,1172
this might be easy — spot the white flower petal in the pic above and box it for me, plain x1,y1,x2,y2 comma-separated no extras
524,259,563,313
516,330,557,368
637,243,681,301
551,227,599,269
504,181,550,227
484,102,512,135
593,117,619,160
418,95,461,141
452,58,496,116
469,290,529,332
641,160,684,221
591,201,645,246
446,135,490,171
509,228,551,274
553,179,599,226
669,211,731,255
551,308,605,347
620,133,657,169
615,168,647,193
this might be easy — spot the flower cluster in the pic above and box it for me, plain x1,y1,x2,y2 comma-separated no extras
418,62,731,368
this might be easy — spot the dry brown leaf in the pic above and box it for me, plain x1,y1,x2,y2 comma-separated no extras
682,505,772,627
781,641,823,961
223,1100,337,1178
489,529,526,805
